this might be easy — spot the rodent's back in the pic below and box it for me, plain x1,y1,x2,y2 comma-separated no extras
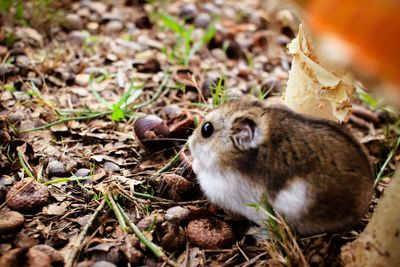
260,106,374,234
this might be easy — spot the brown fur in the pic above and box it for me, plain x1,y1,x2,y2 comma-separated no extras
189,100,374,235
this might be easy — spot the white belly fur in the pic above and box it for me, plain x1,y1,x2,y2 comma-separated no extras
197,170,309,224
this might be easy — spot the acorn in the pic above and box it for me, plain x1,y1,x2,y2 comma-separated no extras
6,179,49,213
133,115,171,152
187,217,235,248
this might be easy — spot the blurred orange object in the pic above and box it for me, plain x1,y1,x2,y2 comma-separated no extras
298,0,400,88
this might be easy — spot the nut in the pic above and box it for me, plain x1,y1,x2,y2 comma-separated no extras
0,210,24,235
133,115,171,152
154,174,193,201
160,222,186,251
6,179,49,213
187,218,235,248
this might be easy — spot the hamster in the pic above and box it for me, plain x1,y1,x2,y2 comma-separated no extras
188,100,373,236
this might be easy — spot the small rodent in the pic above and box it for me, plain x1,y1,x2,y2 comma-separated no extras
188,100,373,236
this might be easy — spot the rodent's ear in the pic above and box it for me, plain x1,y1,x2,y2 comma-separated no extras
231,118,260,150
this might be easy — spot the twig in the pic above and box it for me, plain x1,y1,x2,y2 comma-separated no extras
240,252,268,267
65,198,107,267
108,194,178,267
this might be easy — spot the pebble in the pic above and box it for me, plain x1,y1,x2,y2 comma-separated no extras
87,21,99,31
165,206,190,222
103,161,120,172
47,160,66,177
82,1,108,14
75,73,91,86
194,13,211,29
65,13,83,31
7,111,25,123
68,30,90,45
15,55,31,69
179,3,197,22
12,91,31,101
0,64,15,76
92,261,117,267
104,20,124,33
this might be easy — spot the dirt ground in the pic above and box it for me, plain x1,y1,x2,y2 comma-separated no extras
0,0,399,266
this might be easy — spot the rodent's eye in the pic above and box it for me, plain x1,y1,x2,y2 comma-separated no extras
201,122,214,138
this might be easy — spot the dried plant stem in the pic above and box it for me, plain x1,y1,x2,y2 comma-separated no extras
17,146,35,179
19,111,110,133
65,199,107,267
20,74,170,134
108,194,178,267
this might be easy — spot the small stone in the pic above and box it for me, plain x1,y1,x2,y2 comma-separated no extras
165,206,190,222
104,20,124,33
15,55,31,69
47,160,66,177
194,13,211,29
69,30,90,45
75,73,91,86
87,22,99,31
82,1,108,14
92,261,117,267
65,14,83,31
7,111,25,123
75,168,91,177
162,104,182,119
0,63,15,76
179,3,197,22
103,162,120,173
12,91,31,101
